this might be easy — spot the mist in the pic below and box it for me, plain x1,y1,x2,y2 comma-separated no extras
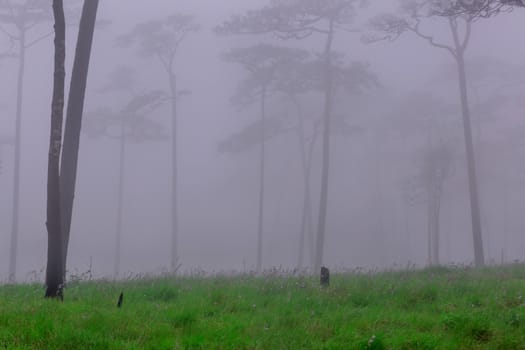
1,0,524,282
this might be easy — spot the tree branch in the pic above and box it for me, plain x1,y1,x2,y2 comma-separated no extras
461,20,472,52
0,24,18,41
409,20,457,59
448,17,463,55
156,52,169,72
25,31,53,48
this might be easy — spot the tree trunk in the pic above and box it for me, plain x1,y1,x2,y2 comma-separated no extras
450,20,484,267
169,71,179,272
426,131,439,266
60,0,99,275
472,79,490,262
502,158,509,264
114,122,126,279
372,131,386,265
434,194,442,264
8,28,26,283
428,190,440,266
292,97,315,271
45,0,66,299
306,128,318,270
256,86,267,274
297,188,306,270
427,190,433,266
296,117,308,270
314,19,335,274
458,55,484,267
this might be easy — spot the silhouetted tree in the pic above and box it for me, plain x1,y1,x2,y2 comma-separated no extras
0,0,53,283
365,0,516,267
221,47,317,271
44,0,99,298
405,141,455,266
116,14,199,272
281,56,377,270
394,92,457,266
60,0,99,276
218,0,370,274
435,56,525,144
433,57,525,259
45,0,66,299
278,70,318,271
222,44,308,273
84,85,168,278
423,142,454,265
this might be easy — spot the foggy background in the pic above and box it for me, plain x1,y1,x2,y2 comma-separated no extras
1,0,524,281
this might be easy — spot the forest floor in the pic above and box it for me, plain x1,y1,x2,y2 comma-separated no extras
2,264,525,349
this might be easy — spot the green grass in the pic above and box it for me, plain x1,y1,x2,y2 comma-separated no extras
2,265,525,349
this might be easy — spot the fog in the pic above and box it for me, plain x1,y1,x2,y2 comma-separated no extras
1,0,524,281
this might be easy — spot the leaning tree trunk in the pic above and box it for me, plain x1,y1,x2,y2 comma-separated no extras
314,19,335,274
8,29,26,283
60,0,99,275
450,19,484,267
256,86,267,274
45,0,66,299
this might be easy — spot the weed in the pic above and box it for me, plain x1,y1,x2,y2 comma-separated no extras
2,265,525,348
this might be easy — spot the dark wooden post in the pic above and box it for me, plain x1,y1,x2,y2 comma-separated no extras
320,266,330,287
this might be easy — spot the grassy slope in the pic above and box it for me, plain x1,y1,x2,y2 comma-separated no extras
2,265,525,349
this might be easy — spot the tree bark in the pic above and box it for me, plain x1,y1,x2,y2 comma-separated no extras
256,86,267,274
314,19,335,274
45,0,66,299
60,0,99,276
8,28,25,283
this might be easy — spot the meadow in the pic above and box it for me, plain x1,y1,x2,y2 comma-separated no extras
2,265,525,349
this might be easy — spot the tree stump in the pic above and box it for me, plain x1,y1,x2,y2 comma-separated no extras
320,266,330,287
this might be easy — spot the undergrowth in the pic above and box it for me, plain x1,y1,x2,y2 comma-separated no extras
1,264,525,349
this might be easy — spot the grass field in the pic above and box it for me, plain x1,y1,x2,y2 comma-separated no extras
2,265,525,349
